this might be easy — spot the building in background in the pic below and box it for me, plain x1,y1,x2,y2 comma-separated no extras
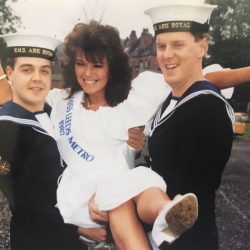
51,28,160,89
123,28,159,78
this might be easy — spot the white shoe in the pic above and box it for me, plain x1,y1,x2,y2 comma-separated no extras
152,193,198,246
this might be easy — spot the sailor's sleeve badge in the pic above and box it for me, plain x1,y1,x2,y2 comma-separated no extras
0,155,10,175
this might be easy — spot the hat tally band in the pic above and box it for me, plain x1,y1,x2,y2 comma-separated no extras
153,20,209,34
7,46,55,60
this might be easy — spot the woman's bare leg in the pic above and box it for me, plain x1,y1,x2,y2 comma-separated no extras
109,200,150,250
133,187,169,224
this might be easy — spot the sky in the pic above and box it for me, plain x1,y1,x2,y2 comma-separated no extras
9,0,206,40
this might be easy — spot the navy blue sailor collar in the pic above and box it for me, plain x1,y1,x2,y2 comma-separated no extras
181,80,221,100
151,80,229,136
0,101,50,132
160,80,220,116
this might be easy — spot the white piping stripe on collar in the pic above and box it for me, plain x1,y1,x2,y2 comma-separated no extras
150,89,235,137
0,115,57,139
0,115,41,128
32,127,50,135
0,115,42,128
32,127,56,140
176,90,235,124
153,105,162,129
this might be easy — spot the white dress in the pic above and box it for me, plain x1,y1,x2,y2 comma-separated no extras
45,71,169,228
46,70,232,228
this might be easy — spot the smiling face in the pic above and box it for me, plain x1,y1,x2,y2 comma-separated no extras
6,57,52,112
156,32,208,96
74,50,109,101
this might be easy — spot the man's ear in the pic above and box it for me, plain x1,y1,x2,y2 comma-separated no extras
198,37,208,58
6,66,13,82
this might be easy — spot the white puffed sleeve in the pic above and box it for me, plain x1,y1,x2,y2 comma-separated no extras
202,64,234,99
106,71,170,139
46,88,69,108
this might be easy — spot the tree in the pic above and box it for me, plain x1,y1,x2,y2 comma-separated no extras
0,0,21,68
0,0,21,34
205,0,250,67
205,0,250,111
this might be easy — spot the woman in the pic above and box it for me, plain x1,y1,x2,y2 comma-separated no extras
46,21,198,249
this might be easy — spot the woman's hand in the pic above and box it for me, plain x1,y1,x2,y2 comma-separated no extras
78,226,107,242
127,126,145,152
88,195,109,223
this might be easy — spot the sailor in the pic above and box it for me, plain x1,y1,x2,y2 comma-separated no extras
145,2,234,249
0,33,88,250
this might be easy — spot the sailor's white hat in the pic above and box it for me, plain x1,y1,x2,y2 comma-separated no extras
145,3,217,35
0,34,62,60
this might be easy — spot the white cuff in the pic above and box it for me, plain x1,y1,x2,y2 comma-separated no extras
0,74,7,81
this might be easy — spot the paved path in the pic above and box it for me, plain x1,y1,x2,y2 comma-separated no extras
0,139,249,250
216,138,250,250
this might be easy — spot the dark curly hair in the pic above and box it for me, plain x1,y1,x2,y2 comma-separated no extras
61,20,132,107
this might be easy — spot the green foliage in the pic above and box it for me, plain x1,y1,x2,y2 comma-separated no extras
207,0,250,40
0,0,21,34
205,0,250,67
0,0,21,68
205,0,250,111
207,37,250,68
